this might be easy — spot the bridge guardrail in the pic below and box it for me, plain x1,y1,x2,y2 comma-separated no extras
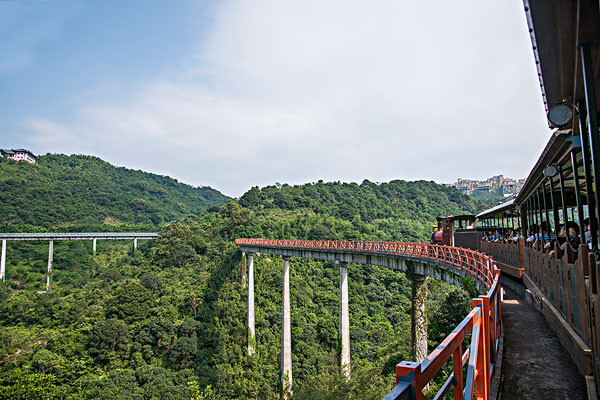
234,239,501,400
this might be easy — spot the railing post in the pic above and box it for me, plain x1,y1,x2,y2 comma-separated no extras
472,297,490,400
396,361,425,400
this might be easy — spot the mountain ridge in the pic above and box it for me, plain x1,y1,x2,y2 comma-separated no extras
0,153,229,228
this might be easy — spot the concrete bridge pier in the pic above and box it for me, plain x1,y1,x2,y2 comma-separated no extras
339,261,351,378
281,256,292,398
133,238,138,250
1,239,6,281
247,253,256,356
411,275,428,364
46,240,54,292
241,252,247,288
92,238,97,254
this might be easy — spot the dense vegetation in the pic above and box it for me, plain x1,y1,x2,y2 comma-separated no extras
238,180,483,241
0,154,228,228
0,163,482,399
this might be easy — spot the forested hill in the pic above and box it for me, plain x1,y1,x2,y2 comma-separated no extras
238,180,482,241
0,177,484,399
0,154,229,227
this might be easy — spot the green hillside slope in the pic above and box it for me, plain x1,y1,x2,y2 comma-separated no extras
0,154,229,227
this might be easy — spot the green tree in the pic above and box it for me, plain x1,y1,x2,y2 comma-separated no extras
89,318,131,364
32,349,67,377
107,281,155,323
0,366,58,400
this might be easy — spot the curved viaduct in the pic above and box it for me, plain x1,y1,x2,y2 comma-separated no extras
235,239,501,400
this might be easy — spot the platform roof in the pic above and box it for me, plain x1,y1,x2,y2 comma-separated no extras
524,0,600,121
476,199,516,219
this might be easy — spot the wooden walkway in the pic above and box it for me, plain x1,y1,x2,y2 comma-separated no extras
499,287,587,399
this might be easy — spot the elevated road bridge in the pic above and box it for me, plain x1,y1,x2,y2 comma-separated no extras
0,232,158,291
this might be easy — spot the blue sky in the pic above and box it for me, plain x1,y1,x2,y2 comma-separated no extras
1,1,550,196
1,1,205,132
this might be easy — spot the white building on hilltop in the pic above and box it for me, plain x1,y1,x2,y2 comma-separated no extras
0,149,38,164
454,175,524,197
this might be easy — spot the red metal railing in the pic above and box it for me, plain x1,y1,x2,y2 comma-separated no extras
234,239,501,400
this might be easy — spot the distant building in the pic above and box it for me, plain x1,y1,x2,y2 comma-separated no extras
0,149,38,164
453,175,524,197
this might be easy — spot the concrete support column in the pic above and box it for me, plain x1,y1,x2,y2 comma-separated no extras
241,252,247,288
133,238,138,250
92,238,97,254
411,275,428,364
1,239,6,281
339,262,351,377
247,253,256,356
46,240,54,292
281,256,292,398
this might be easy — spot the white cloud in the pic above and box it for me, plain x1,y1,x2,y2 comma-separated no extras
25,0,550,196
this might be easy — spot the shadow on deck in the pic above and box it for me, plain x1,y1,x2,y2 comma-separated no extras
499,286,587,399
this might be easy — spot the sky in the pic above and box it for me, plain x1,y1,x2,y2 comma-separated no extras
0,0,551,197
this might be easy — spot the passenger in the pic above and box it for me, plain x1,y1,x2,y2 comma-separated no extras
511,230,521,242
493,230,502,242
550,221,581,260
527,225,538,245
545,225,565,252
534,221,555,247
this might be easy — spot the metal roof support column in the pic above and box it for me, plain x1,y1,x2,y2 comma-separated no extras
247,253,256,356
571,151,586,244
528,198,534,235
578,101,598,250
0,240,5,281
520,203,528,237
543,184,551,236
281,256,292,398
339,262,351,378
524,200,530,235
535,189,544,246
582,44,600,252
558,165,569,225
46,240,53,292
549,177,560,236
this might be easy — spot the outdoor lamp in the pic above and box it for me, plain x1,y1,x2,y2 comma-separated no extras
543,165,558,178
547,103,573,127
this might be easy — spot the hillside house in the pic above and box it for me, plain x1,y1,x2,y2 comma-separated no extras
0,149,38,164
